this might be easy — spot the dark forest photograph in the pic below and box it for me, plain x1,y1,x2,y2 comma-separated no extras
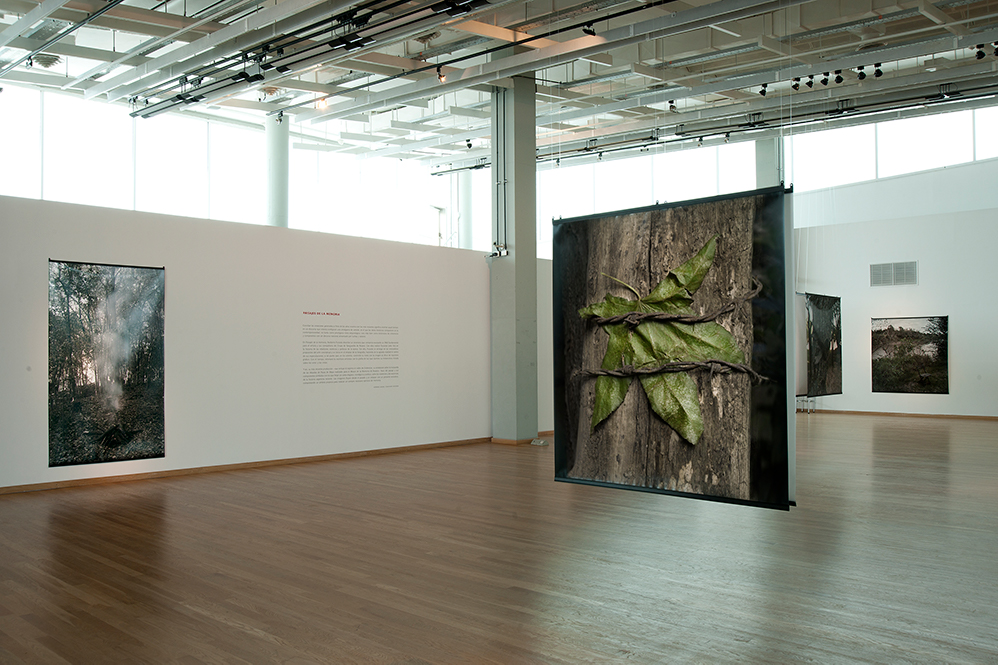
48,260,165,466
871,316,948,394
806,293,842,397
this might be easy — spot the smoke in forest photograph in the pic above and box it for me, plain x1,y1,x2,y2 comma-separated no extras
871,316,948,394
48,260,165,466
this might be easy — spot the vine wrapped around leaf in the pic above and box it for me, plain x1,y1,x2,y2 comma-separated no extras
579,235,760,445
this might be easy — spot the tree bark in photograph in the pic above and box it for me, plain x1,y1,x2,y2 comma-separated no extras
560,197,757,500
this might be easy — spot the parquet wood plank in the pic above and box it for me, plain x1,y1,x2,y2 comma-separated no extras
0,414,996,662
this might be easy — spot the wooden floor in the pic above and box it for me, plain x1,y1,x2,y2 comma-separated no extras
1,414,997,664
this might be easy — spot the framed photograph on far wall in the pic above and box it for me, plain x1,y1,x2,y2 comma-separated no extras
871,316,948,394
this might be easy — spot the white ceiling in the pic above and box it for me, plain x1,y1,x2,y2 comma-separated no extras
2,0,996,168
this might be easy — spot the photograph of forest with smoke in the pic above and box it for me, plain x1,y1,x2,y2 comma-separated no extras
48,260,165,466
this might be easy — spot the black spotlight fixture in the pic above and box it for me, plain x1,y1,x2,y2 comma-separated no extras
668,100,678,113
993,42,998,57
759,83,768,96
697,136,703,147
857,65,866,81
821,72,829,86
874,63,883,78
834,70,843,84
806,74,814,88
582,23,596,37
724,132,730,143
791,77,800,91
437,65,445,83
466,139,472,149
975,44,986,59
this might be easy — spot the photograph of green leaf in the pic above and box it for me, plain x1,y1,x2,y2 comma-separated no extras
553,188,790,508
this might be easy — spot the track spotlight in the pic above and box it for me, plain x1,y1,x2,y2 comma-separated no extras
276,111,283,125
806,75,814,88
25,57,33,69
437,66,445,83
857,66,866,81
994,42,998,57
466,139,472,149
668,100,678,113
874,63,883,78
821,72,829,86
834,70,843,84
759,83,767,96
556,158,561,167
697,136,703,147
582,23,596,37
791,77,800,91
724,132,730,143
597,152,603,161
975,44,986,59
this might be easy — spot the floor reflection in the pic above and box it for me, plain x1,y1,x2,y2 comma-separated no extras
45,487,168,660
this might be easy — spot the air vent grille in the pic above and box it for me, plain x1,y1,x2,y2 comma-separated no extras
870,261,917,286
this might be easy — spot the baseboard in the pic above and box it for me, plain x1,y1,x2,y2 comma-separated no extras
537,430,554,437
0,437,491,496
491,437,535,445
798,409,998,421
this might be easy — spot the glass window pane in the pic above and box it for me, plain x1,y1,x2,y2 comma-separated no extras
592,154,654,214
654,147,718,203
975,106,998,161
208,123,265,224
469,167,492,252
0,85,42,200
538,161,595,222
43,92,133,210
877,110,973,178
786,124,876,191
135,114,208,219
290,152,443,246
717,141,755,194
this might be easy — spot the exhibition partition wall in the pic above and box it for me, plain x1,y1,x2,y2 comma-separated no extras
0,196,492,491
793,157,998,417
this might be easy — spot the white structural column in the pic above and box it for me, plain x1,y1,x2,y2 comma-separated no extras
489,75,538,444
756,136,784,188
266,115,290,227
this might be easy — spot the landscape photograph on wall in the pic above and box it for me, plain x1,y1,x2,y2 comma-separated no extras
805,293,842,397
871,316,948,394
552,187,790,509
48,260,166,466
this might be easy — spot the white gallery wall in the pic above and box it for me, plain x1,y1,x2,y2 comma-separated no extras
793,157,998,417
0,195,492,490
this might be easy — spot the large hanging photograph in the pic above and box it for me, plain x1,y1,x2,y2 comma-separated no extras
553,187,790,509
871,316,948,394
805,293,842,397
48,260,166,467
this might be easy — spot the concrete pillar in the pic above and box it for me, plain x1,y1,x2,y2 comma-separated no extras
489,75,538,444
756,136,784,189
266,114,290,227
